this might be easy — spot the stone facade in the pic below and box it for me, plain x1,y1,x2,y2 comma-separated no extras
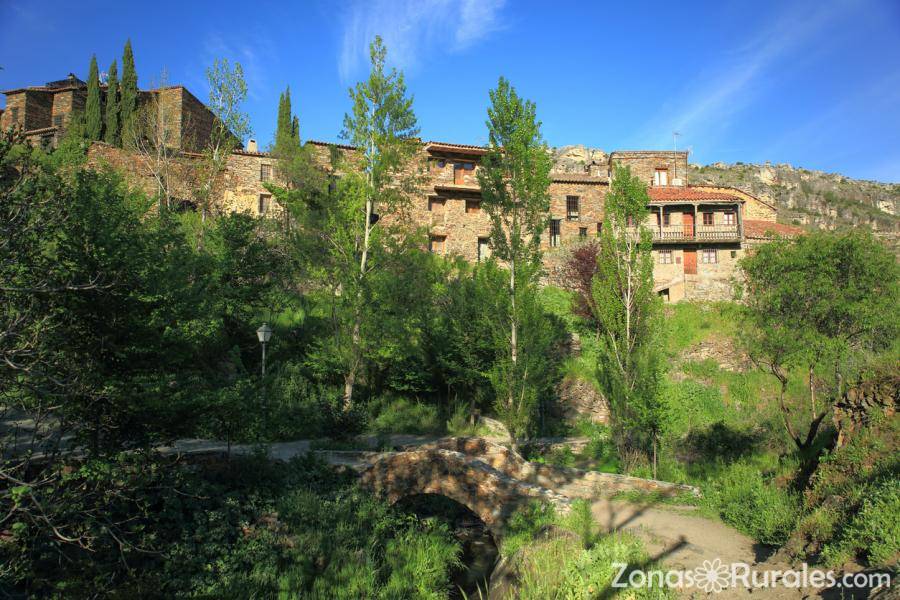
5,77,801,303
2,76,220,153
610,150,690,187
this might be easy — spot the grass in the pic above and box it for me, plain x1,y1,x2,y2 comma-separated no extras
499,501,673,600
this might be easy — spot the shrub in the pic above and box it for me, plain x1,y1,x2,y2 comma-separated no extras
368,395,443,435
821,478,899,568
501,501,558,556
704,461,800,545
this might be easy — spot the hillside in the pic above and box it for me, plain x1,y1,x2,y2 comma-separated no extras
550,145,900,237
689,161,900,233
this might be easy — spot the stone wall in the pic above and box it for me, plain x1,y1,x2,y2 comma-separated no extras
51,89,85,130
180,87,217,152
24,90,54,131
610,150,689,186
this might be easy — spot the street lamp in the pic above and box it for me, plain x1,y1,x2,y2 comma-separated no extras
256,323,273,378
256,323,273,430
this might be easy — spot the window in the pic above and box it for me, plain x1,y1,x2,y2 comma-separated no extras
453,162,474,184
730,250,737,259
663,212,671,226
579,227,587,238
428,197,445,213
596,222,603,236
566,196,580,220
10,107,19,123
52,114,63,127
658,249,673,264
465,199,481,214
260,164,273,182
724,211,735,226
429,235,446,255
477,237,491,262
653,168,669,186
550,219,561,247
702,212,714,226
258,194,271,215
701,248,718,264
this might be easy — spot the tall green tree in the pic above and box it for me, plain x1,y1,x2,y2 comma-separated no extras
119,40,138,146
103,59,119,145
84,55,102,140
194,58,251,236
740,230,899,454
271,86,315,190
476,77,552,443
274,87,299,151
269,37,424,409
337,36,422,408
591,166,667,475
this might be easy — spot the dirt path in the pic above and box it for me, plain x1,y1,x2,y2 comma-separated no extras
592,498,809,599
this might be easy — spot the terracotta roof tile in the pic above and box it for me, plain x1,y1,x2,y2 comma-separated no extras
743,220,805,238
425,141,488,155
551,173,606,184
647,186,740,202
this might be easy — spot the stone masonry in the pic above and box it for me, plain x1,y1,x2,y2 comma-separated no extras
5,77,802,303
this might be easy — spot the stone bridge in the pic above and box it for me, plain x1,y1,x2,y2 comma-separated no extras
358,437,698,537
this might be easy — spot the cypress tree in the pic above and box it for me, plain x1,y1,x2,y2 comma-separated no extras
85,55,102,140
120,40,138,145
291,115,300,144
274,87,292,150
104,60,119,145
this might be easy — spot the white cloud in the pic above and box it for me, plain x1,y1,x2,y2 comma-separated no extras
338,0,506,81
633,0,859,153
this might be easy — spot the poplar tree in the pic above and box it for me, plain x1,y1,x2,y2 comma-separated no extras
120,40,138,146
337,36,421,408
477,77,552,445
104,60,119,145
85,55,102,140
591,165,667,476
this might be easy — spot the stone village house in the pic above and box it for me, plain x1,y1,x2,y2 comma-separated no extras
2,76,803,303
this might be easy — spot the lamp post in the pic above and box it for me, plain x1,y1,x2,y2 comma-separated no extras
256,323,273,427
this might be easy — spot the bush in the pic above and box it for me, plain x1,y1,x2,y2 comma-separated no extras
821,478,899,568
368,395,443,435
704,461,800,545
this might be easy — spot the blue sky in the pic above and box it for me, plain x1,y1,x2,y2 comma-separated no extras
3,0,900,182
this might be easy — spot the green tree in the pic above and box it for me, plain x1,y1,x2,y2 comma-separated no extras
274,87,300,151
270,86,319,193
476,77,552,443
84,55,102,140
591,166,666,475
740,230,899,453
335,36,422,408
120,39,138,146
103,59,119,145
194,58,251,237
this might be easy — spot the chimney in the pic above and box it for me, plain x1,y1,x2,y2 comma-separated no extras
246,138,258,153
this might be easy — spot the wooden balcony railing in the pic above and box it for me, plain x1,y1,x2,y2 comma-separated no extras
627,226,741,242
655,226,740,242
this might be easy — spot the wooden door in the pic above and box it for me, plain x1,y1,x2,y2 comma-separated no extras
683,211,694,237
454,163,465,185
683,249,697,275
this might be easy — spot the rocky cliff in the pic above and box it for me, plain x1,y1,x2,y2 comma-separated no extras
689,161,899,233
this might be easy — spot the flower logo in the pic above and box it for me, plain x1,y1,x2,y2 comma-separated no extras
693,559,730,593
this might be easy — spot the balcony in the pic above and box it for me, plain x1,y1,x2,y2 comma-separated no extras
652,225,741,243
